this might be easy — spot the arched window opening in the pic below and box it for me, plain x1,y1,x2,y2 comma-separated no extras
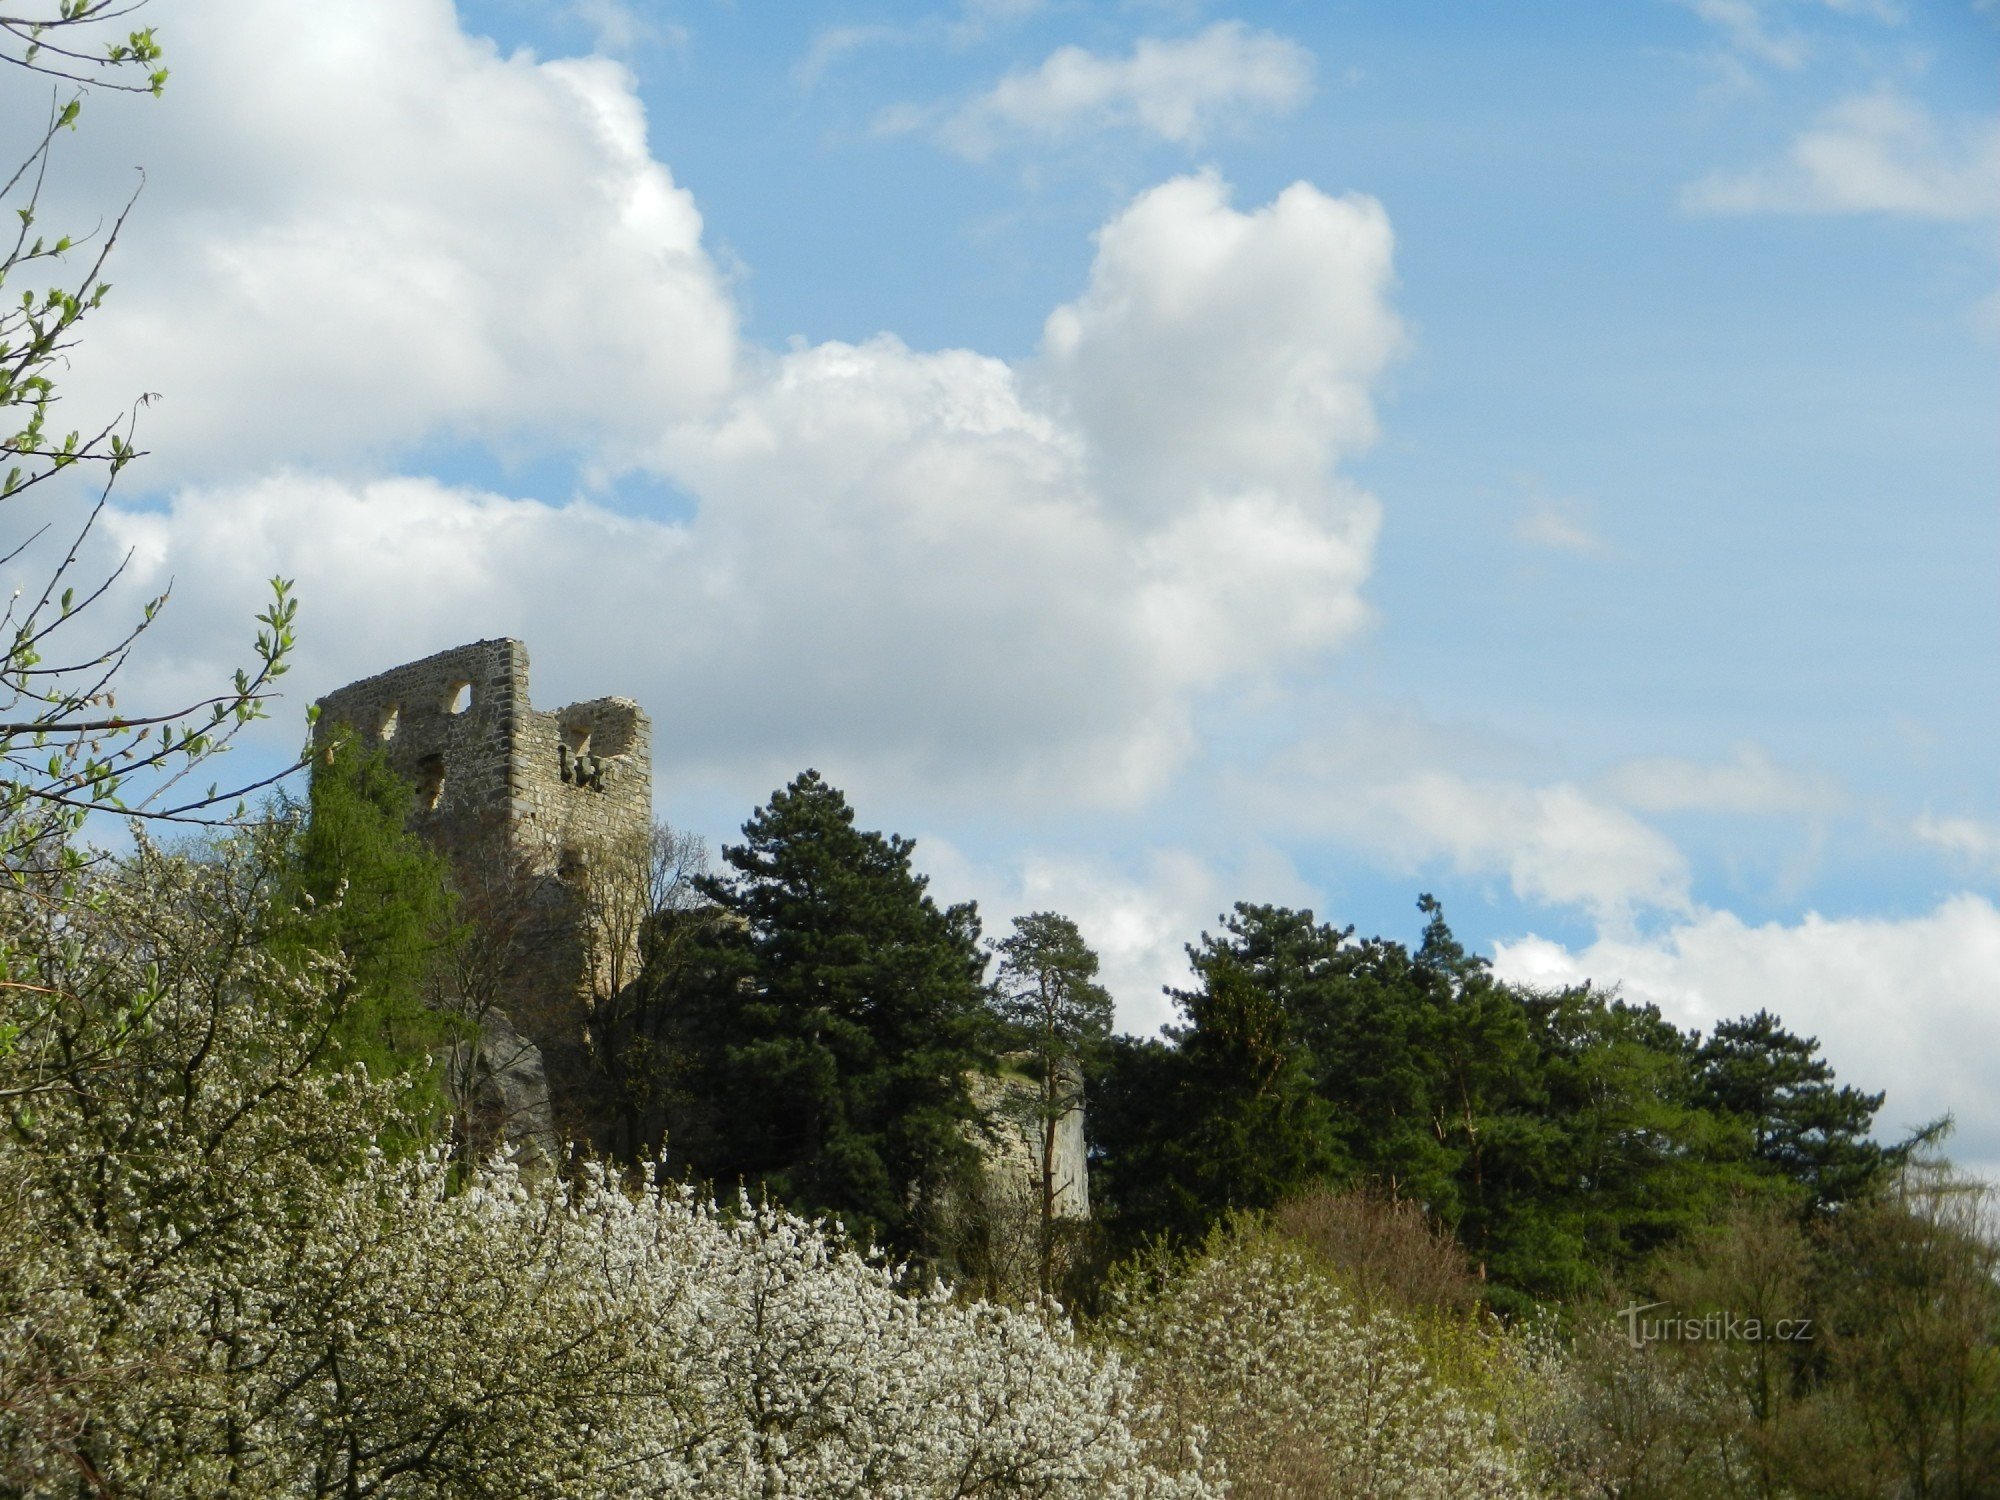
415,754,445,812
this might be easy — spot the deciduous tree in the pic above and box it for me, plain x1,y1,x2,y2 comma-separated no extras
1,4,297,870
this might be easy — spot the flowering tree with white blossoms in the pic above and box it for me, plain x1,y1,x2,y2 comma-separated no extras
1106,1223,1547,1500
0,823,1217,1498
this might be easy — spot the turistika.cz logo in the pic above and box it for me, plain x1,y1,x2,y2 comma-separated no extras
1616,1302,1814,1350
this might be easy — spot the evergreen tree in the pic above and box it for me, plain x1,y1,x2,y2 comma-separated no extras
1177,899,1535,1228
1473,985,1765,1308
1085,1033,1187,1248
991,911,1114,1296
1152,955,1339,1240
1199,903,1452,1207
1694,1009,1893,1210
674,770,991,1255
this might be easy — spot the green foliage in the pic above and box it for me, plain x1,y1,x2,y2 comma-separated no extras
1093,896,1897,1318
991,909,1114,1066
1544,1152,2000,1500
1694,1008,1895,1211
990,910,1115,1295
1472,985,1758,1311
592,823,712,1159
1159,956,1341,1234
667,769,992,1256
278,740,462,1130
1102,1215,1542,1497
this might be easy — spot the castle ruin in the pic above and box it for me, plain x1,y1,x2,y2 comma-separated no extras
316,639,652,1162
314,637,652,868
316,639,1088,1229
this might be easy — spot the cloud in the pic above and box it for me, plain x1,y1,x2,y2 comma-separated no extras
568,0,683,57
6,2,1402,815
1367,774,1693,921
1241,744,1694,923
930,22,1313,157
21,0,739,487
79,163,1401,812
96,450,1187,812
1513,497,1604,555
1494,895,2000,1179
1600,744,1843,817
1914,813,2000,873
947,0,1051,45
1673,0,1902,74
793,24,910,88
914,838,1313,1038
1685,88,2000,220
1679,0,1813,69
1037,171,1402,518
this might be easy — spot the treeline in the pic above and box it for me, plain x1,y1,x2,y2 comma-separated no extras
609,768,2000,1497
295,749,1910,1319
1089,900,1896,1314
602,769,1899,1312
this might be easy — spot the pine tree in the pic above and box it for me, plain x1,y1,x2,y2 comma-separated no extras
675,770,990,1254
1694,1009,1892,1210
991,911,1114,1296
1153,955,1339,1240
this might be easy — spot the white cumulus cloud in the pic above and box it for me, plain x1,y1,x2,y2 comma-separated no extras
1,0,1405,815
15,0,739,488
1239,743,1694,924
1037,171,1402,519
932,22,1313,157
1370,773,1694,921
914,838,1313,1038
43,6,1400,817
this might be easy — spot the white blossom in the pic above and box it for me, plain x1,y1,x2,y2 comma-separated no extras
0,830,1213,1497
1108,1227,1544,1499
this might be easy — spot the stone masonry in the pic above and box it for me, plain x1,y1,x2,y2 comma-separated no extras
315,640,653,1162
970,1061,1090,1221
314,638,652,869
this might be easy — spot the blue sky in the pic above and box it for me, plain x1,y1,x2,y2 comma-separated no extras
8,0,1995,1167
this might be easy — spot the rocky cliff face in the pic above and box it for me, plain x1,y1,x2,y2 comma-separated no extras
455,1010,559,1169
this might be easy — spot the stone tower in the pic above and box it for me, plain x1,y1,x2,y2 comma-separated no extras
314,639,653,1159
313,637,651,866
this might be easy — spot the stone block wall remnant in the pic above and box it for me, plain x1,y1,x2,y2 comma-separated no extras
315,639,654,1161
315,638,652,870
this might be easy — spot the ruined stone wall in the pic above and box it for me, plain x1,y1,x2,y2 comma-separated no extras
313,638,652,873
315,640,654,1157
